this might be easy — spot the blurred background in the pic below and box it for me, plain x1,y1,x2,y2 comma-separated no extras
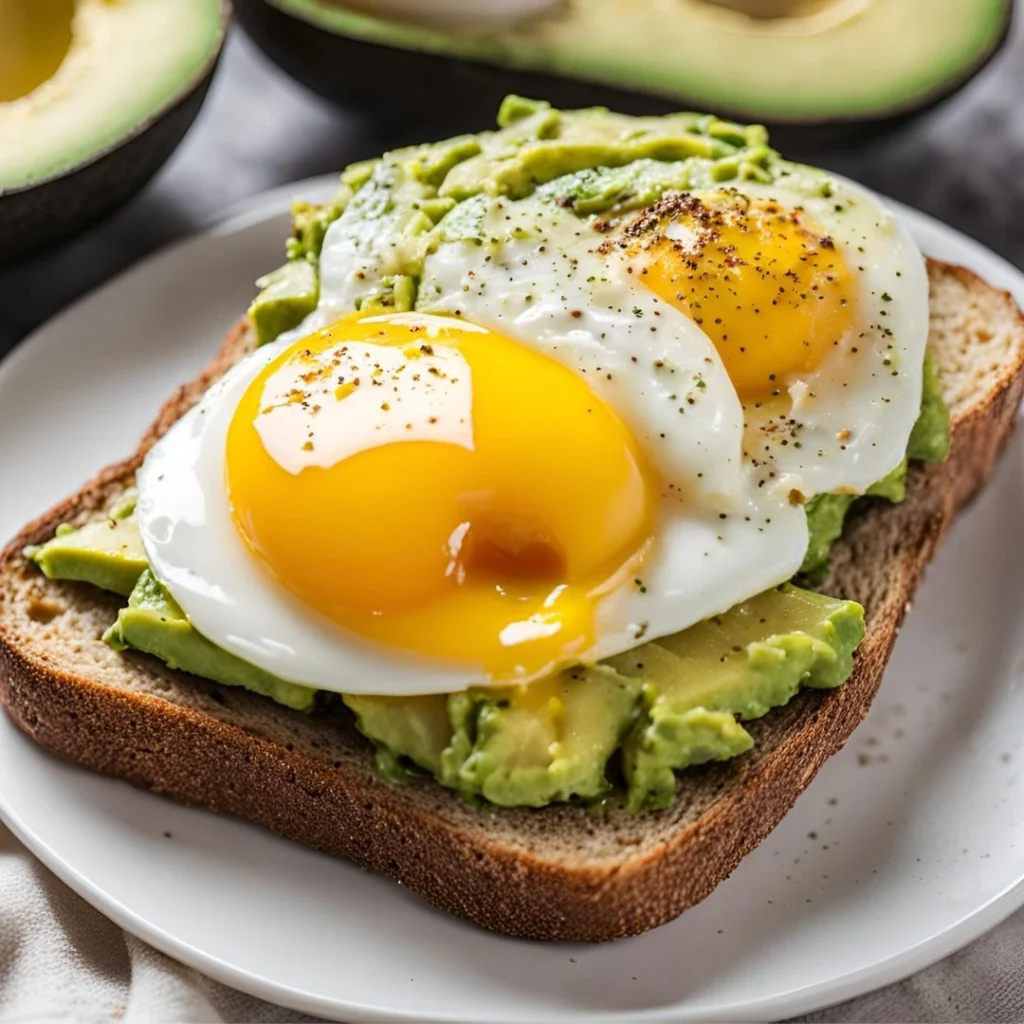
0,0,1020,359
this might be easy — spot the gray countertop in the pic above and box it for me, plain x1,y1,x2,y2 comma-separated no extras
1,18,1022,356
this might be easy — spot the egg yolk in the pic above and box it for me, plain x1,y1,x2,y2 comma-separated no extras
631,190,857,399
226,315,656,684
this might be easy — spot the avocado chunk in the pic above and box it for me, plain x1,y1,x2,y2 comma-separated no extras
908,353,952,463
346,667,640,806
356,275,417,315
25,494,146,597
249,259,319,346
105,570,317,712
345,586,862,810
442,667,641,807
800,493,856,584
344,693,452,778
533,154,765,219
287,195,353,263
801,462,906,583
240,0,1009,125
608,585,865,811
0,0,225,189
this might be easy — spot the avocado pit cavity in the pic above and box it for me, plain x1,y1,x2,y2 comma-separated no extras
699,0,869,34
0,0,75,102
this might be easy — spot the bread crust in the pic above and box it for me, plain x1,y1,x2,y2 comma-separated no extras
2,261,1022,941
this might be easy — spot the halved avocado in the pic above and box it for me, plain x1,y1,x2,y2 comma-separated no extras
236,0,1010,148
0,0,230,265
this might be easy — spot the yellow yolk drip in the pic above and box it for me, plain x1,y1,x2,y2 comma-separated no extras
633,190,857,399
225,315,656,684
0,0,75,102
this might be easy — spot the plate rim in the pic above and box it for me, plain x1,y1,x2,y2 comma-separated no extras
2,179,1024,1023
3,732,1022,1024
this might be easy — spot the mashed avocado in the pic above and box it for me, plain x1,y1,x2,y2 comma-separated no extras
29,97,951,812
25,489,145,596
441,666,641,807
347,587,862,811
249,97,779,344
610,585,864,810
33,509,861,811
351,666,641,806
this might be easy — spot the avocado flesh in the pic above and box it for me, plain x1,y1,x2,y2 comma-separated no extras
25,490,146,597
0,0,225,188
347,666,641,805
345,693,453,778
104,570,318,712
249,260,319,347
800,352,950,583
345,587,861,810
908,351,952,465
34,509,861,809
441,667,642,807
609,585,864,810
249,98,774,331
260,0,1009,122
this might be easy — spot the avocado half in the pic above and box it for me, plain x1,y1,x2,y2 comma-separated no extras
235,0,1011,149
0,0,230,266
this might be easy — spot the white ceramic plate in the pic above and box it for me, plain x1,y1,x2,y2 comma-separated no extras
1,178,1023,1024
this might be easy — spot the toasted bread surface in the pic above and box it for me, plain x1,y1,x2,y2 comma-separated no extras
1,261,1022,941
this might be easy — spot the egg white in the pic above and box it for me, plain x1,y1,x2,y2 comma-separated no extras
418,193,753,505
137,311,807,696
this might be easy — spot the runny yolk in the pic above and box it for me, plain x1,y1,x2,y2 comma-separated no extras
225,314,656,685
634,190,857,400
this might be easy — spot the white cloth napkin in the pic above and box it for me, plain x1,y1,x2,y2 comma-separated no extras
2,821,1022,1024
0,823,312,1023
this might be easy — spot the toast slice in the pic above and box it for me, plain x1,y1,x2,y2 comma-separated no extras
1,260,1022,942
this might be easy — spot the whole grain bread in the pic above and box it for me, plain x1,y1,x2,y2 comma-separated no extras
1,259,1022,941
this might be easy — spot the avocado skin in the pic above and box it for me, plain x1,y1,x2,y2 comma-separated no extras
235,0,1011,156
0,18,227,267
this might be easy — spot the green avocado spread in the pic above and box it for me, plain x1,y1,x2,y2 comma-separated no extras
26,97,951,812
248,96,778,344
29,506,863,811
349,584,862,810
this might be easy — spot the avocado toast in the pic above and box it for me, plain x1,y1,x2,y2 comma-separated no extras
3,101,1024,941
